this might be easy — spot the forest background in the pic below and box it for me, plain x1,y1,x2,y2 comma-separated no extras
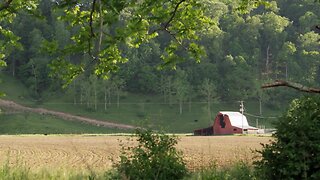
0,0,319,133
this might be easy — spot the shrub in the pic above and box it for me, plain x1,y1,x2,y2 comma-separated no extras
255,96,320,179
114,129,188,180
136,111,147,118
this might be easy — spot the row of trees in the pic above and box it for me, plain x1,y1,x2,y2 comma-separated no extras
68,70,216,115
69,75,125,110
1,0,319,110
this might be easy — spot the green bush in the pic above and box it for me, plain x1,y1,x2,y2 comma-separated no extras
255,96,320,179
136,111,147,118
114,129,188,180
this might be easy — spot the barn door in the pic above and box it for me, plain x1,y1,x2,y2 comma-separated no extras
219,115,226,128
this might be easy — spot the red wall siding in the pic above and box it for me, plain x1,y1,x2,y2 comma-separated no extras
213,113,242,135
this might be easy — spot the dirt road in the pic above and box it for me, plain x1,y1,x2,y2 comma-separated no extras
0,99,136,130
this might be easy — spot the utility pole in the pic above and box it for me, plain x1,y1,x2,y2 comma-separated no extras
239,100,245,134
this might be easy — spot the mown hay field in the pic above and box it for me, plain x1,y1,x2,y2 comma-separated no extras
0,135,271,172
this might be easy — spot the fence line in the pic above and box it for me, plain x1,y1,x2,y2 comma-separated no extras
244,112,278,119
0,101,269,105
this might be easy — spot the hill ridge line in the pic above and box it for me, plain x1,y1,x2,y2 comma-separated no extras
0,99,137,130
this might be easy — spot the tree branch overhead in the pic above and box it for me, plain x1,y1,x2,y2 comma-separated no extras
262,80,320,93
0,0,13,12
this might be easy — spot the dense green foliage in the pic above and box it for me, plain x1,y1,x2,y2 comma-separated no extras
115,129,187,179
255,96,320,179
1,0,318,104
0,0,319,132
1,0,212,84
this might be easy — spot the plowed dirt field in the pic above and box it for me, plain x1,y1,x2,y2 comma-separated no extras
0,135,270,172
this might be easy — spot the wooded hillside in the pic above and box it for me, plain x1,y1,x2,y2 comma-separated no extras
0,0,319,112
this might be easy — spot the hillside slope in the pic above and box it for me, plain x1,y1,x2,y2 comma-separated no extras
0,99,136,130
0,73,280,133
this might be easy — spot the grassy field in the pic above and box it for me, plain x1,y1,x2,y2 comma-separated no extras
0,73,282,133
40,99,279,133
0,113,129,134
0,135,271,173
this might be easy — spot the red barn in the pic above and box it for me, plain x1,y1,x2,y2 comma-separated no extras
213,111,258,135
194,111,258,135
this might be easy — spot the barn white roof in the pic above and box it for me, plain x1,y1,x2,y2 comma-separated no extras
219,111,258,129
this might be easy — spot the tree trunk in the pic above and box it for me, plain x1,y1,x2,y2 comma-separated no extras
207,95,211,123
87,96,90,108
117,90,120,108
259,98,262,115
108,88,111,106
164,92,167,103
189,96,192,112
31,62,38,96
179,99,183,115
86,89,90,108
266,45,270,76
285,63,288,81
98,0,103,53
104,89,107,111
80,86,83,105
94,84,97,110
12,59,15,77
168,79,172,106
73,81,77,105
162,77,167,103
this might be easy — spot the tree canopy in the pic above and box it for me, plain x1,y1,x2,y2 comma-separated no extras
0,0,279,82
0,0,319,105
1,0,215,83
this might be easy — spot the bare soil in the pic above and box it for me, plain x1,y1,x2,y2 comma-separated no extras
0,135,270,172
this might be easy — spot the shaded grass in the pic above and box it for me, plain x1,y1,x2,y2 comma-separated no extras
0,113,129,134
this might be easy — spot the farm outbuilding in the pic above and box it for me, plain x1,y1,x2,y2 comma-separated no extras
194,111,258,135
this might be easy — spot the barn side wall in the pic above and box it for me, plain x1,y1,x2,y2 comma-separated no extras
194,126,214,136
213,114,243,135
